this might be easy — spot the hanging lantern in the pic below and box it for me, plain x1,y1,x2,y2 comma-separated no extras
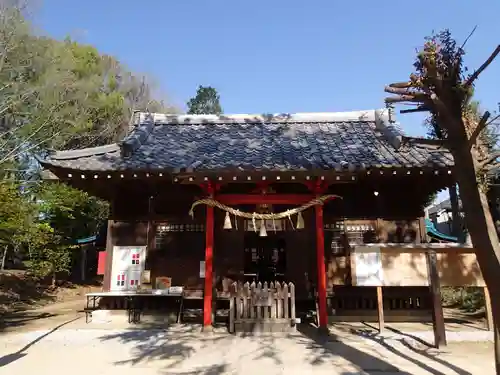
223,212,232,230
259,219,267,237
296,212,305,229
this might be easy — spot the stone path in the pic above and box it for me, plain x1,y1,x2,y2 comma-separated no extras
0,324,495,375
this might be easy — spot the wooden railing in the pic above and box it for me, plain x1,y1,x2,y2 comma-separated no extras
326,286,432,322
229,281,296,333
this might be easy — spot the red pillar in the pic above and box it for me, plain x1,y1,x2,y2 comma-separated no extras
203,205,214,328
315,203,328,330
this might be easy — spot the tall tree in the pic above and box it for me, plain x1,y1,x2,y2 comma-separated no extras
0,0,176,166
187,85,223,115
384,30,500,371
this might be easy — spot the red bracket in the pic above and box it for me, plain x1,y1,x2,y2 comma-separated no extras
304,179,328,194
199,181,222,196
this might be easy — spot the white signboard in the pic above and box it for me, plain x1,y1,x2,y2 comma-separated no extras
245,219,284,232
110,246,147,291
199,261,206,278
352,246,384,286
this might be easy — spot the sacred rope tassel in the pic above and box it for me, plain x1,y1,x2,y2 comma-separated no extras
223,212,232,230
296,212,305,229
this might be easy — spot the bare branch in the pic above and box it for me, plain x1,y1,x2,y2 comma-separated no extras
486,114,500,126
2,131,63,164
385,95,425,104
479,151,500,169
469,111,491,147
464,45,500,87
400,106,430,114
384,86,427,98
460,25,477,51
388,82,413,89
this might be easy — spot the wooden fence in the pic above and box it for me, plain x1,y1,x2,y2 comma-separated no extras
229,281,296,333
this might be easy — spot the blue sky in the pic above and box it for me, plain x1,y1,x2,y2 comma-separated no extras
36,1,500,204
37,0,499,139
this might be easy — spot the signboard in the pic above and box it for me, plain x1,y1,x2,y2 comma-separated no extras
245,219,284,232
352,246,384,286
155,276,172,289
110,246,146,291
252,291,272,306
199,261,206,278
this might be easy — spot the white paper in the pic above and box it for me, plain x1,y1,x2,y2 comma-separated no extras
199,261,205,278
353,246,384,286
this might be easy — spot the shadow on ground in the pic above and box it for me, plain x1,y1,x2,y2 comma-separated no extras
351,323,473,375
0,311,58,332
0,316,80,367
97,323,476,374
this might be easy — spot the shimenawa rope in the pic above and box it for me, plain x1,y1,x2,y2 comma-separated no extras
188,194,341,220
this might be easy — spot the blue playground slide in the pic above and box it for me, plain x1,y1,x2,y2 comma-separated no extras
425,218,458,242
76,235,97,244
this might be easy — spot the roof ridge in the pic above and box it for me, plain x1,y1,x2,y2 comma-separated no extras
140,109,380,125
120,114,155,156
374,109,404,149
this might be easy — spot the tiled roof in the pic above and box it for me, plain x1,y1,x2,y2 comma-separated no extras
39,109,454,173
427,198,462,215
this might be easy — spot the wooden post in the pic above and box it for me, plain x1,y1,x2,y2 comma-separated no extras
484,286,494,331
426,250,447,348
102,219,114,292
376,286,384,332
203,204,214,330
315,203,328,331
418,216,427,243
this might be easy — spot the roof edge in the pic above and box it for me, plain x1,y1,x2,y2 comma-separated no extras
138,109,382,125
47,143,120,161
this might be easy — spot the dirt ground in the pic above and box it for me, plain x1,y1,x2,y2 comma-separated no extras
0,300,496,374
0,270,101,315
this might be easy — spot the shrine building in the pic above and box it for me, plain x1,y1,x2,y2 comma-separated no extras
40,109,486,334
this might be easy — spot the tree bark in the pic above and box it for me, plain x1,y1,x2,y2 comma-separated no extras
451,142,500,374
1,245,7,270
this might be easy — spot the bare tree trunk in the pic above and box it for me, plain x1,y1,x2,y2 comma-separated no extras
1,245,7,270
452,145,500,373
449,184,463,240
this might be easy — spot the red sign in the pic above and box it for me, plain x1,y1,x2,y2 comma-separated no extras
97,251,106,275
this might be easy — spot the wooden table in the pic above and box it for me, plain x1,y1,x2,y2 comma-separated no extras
85,289,184,323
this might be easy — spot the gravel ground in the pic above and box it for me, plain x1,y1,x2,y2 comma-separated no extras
0,324,495,375
0,300,495,374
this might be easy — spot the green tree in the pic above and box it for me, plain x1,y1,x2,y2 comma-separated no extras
187,85,223,115
0,181,33,269
28,183,109,284
0,0,175,166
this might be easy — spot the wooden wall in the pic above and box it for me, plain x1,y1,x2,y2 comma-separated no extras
348,246,484,287
103,180,438,295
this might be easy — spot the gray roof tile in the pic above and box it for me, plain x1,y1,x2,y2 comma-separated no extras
40,110,454,173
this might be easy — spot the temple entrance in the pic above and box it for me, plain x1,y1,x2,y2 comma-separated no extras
243,233,286,284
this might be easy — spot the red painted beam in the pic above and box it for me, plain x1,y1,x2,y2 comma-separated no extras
203,184,215,329
315,203,328,330
216,194,317,205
